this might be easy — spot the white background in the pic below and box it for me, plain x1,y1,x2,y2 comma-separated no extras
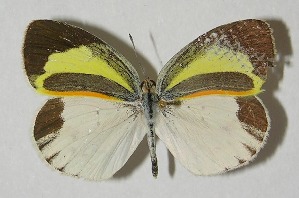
0,0,297,197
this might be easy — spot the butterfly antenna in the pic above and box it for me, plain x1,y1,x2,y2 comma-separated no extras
150,32,163,68
129,34,146,78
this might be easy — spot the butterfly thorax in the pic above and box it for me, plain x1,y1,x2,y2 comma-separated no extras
141,79,159,177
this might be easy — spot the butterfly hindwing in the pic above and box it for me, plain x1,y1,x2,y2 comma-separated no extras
156,95,269,175
34,97,146,180
24,20,141,101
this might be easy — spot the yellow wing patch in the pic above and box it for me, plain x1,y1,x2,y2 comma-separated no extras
34,44,133,94
166,43,265,96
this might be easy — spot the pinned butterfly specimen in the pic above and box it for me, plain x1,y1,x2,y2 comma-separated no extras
23,19,275,180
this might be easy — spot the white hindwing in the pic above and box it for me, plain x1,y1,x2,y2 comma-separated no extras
35,97,146,180
156,95,269,175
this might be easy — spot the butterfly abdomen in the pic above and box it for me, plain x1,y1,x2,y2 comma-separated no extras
141,79,159,178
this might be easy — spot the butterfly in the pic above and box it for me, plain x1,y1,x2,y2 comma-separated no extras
23,19,275,180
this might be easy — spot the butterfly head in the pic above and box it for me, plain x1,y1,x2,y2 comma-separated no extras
141,79,156,93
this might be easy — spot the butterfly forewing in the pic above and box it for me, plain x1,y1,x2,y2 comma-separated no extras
156,19,275,100
24,20,141,101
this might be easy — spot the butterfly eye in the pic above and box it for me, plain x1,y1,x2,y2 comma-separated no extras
150,80,156,88
140,81,145,89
